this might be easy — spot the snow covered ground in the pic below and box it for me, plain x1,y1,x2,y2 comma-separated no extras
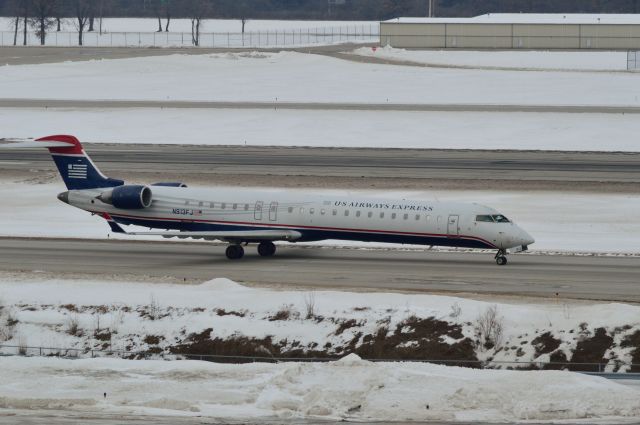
353,46,630,71
1,51,639,106
0,180,639,254
4,107,640,151
0,277,639,422
1,355,639,422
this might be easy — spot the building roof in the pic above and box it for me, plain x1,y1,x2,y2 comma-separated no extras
384,13,640,25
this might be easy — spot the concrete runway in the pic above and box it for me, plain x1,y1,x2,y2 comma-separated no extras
2,144,640,191
2,237,638,302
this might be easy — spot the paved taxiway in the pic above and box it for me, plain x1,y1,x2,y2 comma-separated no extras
3,98,639,114
2,145,640,191
2,238,638,302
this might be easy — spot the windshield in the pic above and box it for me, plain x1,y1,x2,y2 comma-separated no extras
476,214,511,223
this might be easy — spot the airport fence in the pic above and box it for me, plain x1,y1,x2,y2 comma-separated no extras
1,344,638,374
628,50,640,70
0,25,379,48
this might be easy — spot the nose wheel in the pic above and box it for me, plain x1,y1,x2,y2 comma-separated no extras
495,249,508,266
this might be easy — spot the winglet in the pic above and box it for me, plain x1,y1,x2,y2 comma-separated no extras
101,213,127,234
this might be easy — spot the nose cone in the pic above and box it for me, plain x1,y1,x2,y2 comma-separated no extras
57,191,69,204
520,228,535,247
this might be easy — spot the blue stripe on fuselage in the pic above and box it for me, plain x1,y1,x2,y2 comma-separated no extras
111,215,495,249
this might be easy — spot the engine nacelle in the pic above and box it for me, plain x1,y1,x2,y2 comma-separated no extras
151,182,188,188
98,185,153,209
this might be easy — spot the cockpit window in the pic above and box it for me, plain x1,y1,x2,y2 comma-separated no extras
476,214,511,223
493,215,510,223
475,215,494,222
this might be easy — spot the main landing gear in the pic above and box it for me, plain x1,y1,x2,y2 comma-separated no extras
225,241,277,260
225,244,245,260
495,249,508,266
257,241,276,257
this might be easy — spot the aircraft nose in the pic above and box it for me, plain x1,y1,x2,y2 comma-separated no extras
520,228,535,246
57,191,69,204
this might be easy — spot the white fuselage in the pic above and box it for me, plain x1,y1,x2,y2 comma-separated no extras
68,186,534,250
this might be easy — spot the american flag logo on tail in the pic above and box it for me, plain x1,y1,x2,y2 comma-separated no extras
68,163,87,179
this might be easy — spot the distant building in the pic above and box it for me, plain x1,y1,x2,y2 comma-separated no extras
380,14,640,49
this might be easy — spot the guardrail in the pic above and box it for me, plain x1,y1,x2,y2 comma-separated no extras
1,344,638,375
0,25,379,48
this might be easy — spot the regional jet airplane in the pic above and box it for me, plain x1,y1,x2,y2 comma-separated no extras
2,135,534,265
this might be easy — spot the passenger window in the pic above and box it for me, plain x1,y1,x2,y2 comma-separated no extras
332,209,337,216
185,200,190,206
288,207,294,213
310,208,315,214
368,212,373,218
476,215,495,223
321,209,326,215
344,210,349,217
233,203,237,210
356,211,361,217
391,213,396,219
244,204,249,211
415,214,420,221
199,201,203,207
209,202,215,208
403,214,408,220
300,207,305,213
380,212,384,219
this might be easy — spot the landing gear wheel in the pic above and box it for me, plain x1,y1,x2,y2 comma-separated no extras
257,241,276,257
494,249,508,266
225,245,244,260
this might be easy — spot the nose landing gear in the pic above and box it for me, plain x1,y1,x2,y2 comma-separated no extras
495,249,508,266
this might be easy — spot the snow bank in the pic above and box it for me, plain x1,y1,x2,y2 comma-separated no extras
0,277,639,372
4,107,640,151
353,45,629,71
0,51,639,106
0,355,638,422
1,180,639,254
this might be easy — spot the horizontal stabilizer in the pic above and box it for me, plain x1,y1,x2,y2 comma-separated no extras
126,229,302,242
0,140,77,149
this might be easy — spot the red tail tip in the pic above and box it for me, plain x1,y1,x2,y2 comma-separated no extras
36,135,83,154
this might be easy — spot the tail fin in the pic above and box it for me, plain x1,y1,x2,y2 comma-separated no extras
35,135,124,190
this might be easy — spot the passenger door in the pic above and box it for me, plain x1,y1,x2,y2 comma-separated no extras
447,215,459,237
269,201,278,221
254,201,263,220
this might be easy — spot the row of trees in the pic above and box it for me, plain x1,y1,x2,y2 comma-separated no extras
2,0,640,46
2,0,213,46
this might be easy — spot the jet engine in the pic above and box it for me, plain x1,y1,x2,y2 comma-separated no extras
98,185,153,209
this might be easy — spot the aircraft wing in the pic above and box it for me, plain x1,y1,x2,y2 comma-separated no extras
119,227,301,243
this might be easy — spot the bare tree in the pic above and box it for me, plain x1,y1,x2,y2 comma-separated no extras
186,0,212,47
153,0,163,32
74,0,91,45
30,0,58,45
164,0,172,32
88,0,95,31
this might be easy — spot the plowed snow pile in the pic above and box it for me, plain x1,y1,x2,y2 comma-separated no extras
1,355,639,422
